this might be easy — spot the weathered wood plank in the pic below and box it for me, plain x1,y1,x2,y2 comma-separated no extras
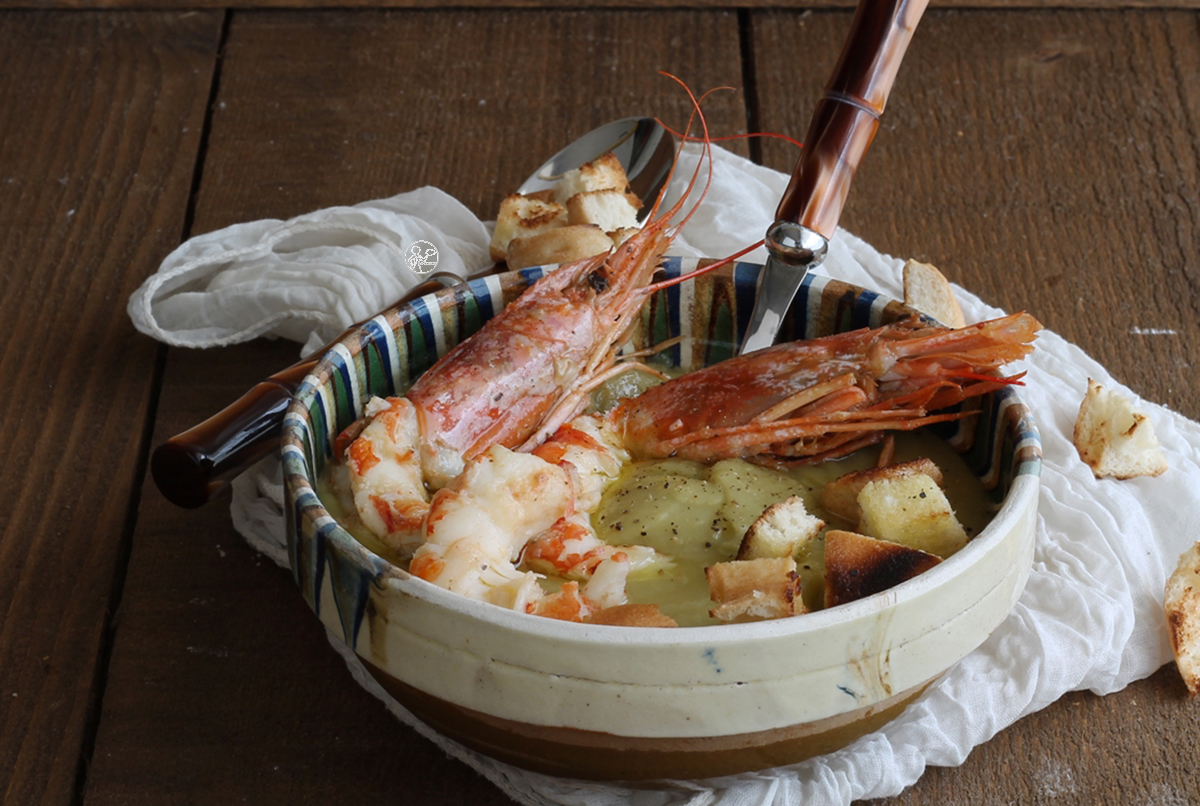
749,8,1200,805
0,11,222,806
5,0,1200,13
186,8,748,230
83,9,748,805
754,7,1200,420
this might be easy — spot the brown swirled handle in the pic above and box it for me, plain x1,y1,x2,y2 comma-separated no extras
775,0,929,239
151,276,455,509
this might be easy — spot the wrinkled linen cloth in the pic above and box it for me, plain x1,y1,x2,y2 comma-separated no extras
129,144,1200,806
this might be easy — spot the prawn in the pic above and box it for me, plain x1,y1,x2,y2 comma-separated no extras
609,311,1042,466
340,93,739,570
415,311,1040,619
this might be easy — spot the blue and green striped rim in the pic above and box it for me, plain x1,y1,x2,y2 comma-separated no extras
281,257,1042,645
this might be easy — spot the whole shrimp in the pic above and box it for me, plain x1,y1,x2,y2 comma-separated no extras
412,310,1040,620
340,101,741,615
611,312,1041,466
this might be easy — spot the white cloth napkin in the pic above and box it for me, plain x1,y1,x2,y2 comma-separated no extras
128,144,1200,805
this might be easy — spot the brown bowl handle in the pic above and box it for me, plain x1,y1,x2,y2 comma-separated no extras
151,275,457,508
775,0,929,239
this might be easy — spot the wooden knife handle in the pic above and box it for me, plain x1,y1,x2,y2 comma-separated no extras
151,276,453,508
775,0,929,239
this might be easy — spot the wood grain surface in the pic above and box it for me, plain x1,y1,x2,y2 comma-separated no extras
1,5,1196,806
753,8,1200,421
8,0,1200,11
0,12,221,806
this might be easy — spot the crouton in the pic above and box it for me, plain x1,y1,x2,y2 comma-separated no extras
822,458,945,525
505,224,614,271
857,473,968,558
1166,540,1200,696
1074,378,1168,479
553,152,633,204
903,259,967,328
584,603,678,628
706,557,804,622
566,188,641,233
609,226,639,247
823,529,942,608
736,495,825,560
488,193,569,262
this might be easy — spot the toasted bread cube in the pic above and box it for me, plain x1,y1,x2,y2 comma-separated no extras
822,458,945,525
706,557,804,622
489,194,568,262
736,495,824,560
903,259,966,328
609,226,639,247
505,224,614,271
566,188,641,233
857,473,968,558
1074,378,1168,480
1166,541,1200,696
553,152,633,204
584,603,678,628
823,529,941,608
523,188,556,204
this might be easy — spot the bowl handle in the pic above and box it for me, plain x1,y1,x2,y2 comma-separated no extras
151,274,458,508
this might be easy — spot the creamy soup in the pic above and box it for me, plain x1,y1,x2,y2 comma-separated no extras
321,416,993,628
590,432,992,626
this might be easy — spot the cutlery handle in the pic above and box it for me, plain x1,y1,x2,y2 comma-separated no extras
151,275,455,508
151,360,315,508
775,0,929,239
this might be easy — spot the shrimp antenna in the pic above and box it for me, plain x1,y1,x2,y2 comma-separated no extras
637,74,716,231
654,73,725,236
642,239,766,295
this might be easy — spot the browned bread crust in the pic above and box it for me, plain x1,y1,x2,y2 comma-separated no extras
823,529,941,608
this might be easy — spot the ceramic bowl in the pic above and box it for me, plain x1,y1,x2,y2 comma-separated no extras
281,257,1041,781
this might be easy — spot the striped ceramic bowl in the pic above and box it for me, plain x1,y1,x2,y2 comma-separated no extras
281,257,1041,780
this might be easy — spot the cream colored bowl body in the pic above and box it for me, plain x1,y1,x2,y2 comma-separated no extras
282,262,1042,779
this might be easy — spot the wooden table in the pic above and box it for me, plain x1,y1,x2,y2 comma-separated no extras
3,3,1198,804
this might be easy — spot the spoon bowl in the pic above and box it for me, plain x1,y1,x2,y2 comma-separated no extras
519,117,675,219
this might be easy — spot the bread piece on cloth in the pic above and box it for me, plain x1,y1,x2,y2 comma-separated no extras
1074,377,1168,479
706,557,804,622
823,529,942,608
822,458,945,525
903,259,967,328
736,495,825,560
1166,541,1200,695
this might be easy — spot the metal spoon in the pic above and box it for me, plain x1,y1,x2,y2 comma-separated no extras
152,117,675,509
739,0,929,354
